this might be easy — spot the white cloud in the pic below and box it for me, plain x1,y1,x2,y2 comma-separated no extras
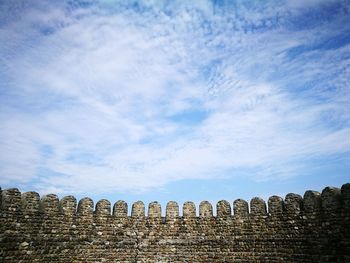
0,0,349,195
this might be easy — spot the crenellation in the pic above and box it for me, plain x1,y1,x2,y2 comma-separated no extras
131,201,145,218
77,197,94,216
166,201,179,220
303,190,321,213
40,194,60,215
250,197,267,216
113,200,128,217
284,193,303,215
60,195,77,216
183,201,196,218
216,200,231,218
233,198,249,218
1,188,21,212
21,191,40,214
148,201,161,218
95,199,111,216
341,183,350,210
268,195,284,216
199,201,213,218
321,186,341,212
1,183,349,262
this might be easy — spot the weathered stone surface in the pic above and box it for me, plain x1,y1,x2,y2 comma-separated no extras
183,201,196,218
77,197,94,216
60,195,76,216
148,201,161,218
131,200,145,218
285,193,303,215
341,183,350,210
22,191,40,214
113,200,127,217
321,186,341,211
303,190,321,213
234,198,249,218
166,201,179,220
0,183,349,262
2,188,21,212
250,197,267,216
41,194,59,215
199,201,213,218
216,200,231,218
95,199,111,216
268,195,284,216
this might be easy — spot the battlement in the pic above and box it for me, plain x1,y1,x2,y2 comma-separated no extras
1,183,350,262
2,184,349,220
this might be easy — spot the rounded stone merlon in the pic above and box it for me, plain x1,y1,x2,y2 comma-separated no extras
77,197,94,216
321,186,341,211
166,201,179,219
303,190,321,213
199,201,213,218
113,200,128,217
60,196,77,216
183,201,196,218
284,193,303,215
41,194,60,215
250,197,267,216
233,199,248,218
95,199,111,216
217,200,231,218
268,195,283,216
148,201,161,218
1,188,21,212
131,201,145,218
22,191,40,214
341,183,350,209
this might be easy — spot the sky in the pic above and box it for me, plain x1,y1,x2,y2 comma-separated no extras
0,0,350,215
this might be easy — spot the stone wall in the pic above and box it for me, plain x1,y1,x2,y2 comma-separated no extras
0,183,349,262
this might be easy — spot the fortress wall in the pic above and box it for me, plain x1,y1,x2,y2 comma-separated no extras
0,183,349,262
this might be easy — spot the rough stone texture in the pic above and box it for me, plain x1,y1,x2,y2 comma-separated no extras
217,200,231,218
183,201,196,218
113,200,128,218
199,201,213,218
303,190,321,213
166,201,179,220
148,202,161,218
250,197,267,216
60,195,77,216
234,198,249,218
131,201,145,218
1,183,350,262
284,193,303,215
22,191,41,214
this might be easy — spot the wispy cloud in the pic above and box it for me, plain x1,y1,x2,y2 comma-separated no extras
0,0,349,195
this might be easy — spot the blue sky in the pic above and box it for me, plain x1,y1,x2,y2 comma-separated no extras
1,0,350,213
